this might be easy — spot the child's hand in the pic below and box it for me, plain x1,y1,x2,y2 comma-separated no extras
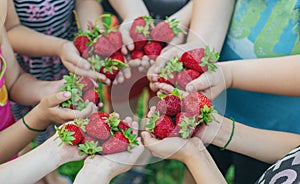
128,55,155,73
142,131,205,163
31,91,97,127
119,20,134,55
59,41,111,85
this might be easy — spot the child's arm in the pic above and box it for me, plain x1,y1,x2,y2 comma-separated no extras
0,91,96,163
142,133,227,184
75,0,104,32
0,127,86,184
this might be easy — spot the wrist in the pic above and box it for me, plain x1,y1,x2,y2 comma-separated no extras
56,38,68,57
212,116,233,148
23,109,49,132
220,62,234,89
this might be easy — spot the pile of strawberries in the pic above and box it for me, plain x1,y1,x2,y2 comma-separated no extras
60,73,100,110
146,89,217,139
55,112,139,156
130,16,183,60
73,15,127,81
158,46,220,90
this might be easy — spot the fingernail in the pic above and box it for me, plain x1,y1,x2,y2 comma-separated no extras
64,91,71,98
187,85,195,92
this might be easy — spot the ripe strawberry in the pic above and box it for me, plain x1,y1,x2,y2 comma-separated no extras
110,51,125,62
86,118,111,140
150,17,182,43
106,31,122,50
143,41,162,60
134,40,147,50
131,50,144,59
80,135,98,145
89,112,110,122
118,121,130,132
177,69,200,90
80,76,94,93
156,89,182,116
175,112,199,138
100,53,127,80
93,35,116,56
158,56,183,86
55,124,83,145
74,34,90,55
83,89,100,104
102,128,138,154
180,46,219,73
130,16,153,42
183,92,217,125
145,112,175,139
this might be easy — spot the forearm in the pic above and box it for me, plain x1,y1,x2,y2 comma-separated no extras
0,140,61,184
169,1,193,29
7,25,66,57
9,72,48,105
212,114,300,163
224,55,300,96
187,0,234,51
184,147,226,183
0,108,48,163
109,0,149,20
75,0,104,32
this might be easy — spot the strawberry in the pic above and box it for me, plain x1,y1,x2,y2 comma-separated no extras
106,31,122,50
158,56,183,86
150,17,182,43
80,76,94,93
83,89,100,104
131,50,144,59
130,16,153,42
118,121,130,132
145,112,175,139
89,112,110,122
93,35,116,56
74,34,90,55
175,112,199,139
99,53,127,80
180,46,219,73
102,128,138,154
86,118,111,140
143,41,162,60
183,92,217,125
134,40,147,50
177,69,200,90
80,135,98,145
156,89,182,116
55,124,83,145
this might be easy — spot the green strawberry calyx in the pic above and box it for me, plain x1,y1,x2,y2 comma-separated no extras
102,58,128,74
159,56,183,80
136,16,154,36
158,88,182,99
54,124,75,146
198,105,218,125
145,111,160,133
78,141,102,158
122,128,139,152
178,116,199,139
105,112,121,134
74,118,89,132
165,17,185,36
200,46,219,72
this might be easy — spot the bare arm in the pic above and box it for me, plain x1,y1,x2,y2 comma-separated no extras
169,1,193,30
109,0,149,20
212,114,300,164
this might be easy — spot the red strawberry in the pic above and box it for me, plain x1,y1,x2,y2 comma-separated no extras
131,50,144,59
89,112,110,122
134,40,147,50
130,16,153,42
180,46,219,73
106,31,122,50
157,72,177,86
177,69,200,90
80,135,98,145
83,89,100,104
93,36,116,56
82,47,91,59
183,92,217,125
118,121,130,131
100,53,127,81
86,118,111,140
144,41,162,60
158,57,183,86
110,51,125,62
154,115,175,139
175,112,199,138
156,89,182,116
102,132,129,154
80,76,94,93
74,35,89,55
150,17,182,43
55,124,83,145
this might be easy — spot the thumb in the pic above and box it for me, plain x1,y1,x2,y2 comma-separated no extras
46,91,71,107
186,73,211,92
141,131,157,146
74,55,90,70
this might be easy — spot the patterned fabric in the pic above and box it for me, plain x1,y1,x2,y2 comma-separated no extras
217,0,300,133
256,146,300,183
11,0,77,120
0,47,15,131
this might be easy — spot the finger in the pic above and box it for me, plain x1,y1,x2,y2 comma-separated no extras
127,43,135,51
116,72,125,84
74,56,91,70
128,59,142,67
141,131,159,147
121,45,128,55
131,121,139,135
147,66,159,82
186,73,210,92
46,91,71,107
73,102,97,119
122,67,131,79
141,57,150,68
156,83,175,94
149,82,159,92
147,106,157,118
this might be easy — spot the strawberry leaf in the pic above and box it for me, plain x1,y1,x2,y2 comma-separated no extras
145,111,160,132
